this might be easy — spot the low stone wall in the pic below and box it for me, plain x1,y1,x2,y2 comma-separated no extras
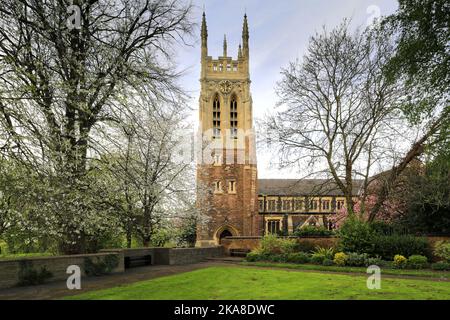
103,246,225,266
101,248,155,264
221,237,261,254
0,246,224,290
168,247,224,265
0,252,124,290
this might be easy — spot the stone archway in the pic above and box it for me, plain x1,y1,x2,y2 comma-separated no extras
218,230,233,244
214,225,239,245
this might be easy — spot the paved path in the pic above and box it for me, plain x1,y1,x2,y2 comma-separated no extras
0,261,231,300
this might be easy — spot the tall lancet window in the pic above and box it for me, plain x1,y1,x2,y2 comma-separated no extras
213,94,221,138
230,95,238,139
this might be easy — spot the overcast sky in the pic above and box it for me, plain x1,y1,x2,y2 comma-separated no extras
175,0,399,178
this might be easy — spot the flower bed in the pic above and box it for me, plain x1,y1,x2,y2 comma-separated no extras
245,234,450,271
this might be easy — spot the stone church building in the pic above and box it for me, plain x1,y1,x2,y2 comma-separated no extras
195,13,360,247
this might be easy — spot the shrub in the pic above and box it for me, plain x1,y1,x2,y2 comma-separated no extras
246,252,265,262
346,252,370,267
246,251,288,263
407,255,428,269
371,234,431,260
322,258,334,266
393,255,408,269
296,240,317,253
287,252,310,264
269,254,288,263
260,234,297,255
431,261,450,271
434,241,450,262
333,252,348,266
312,246,334,260
294,226,334,237
310,254,325,265
365,256,384,267
338,218,374,254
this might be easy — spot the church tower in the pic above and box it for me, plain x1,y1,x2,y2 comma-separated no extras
196,13,260,247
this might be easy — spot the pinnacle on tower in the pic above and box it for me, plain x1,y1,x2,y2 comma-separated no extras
201,11,208,58
223,34,227,57
243,14,249,42
238,43,242,59
201,11,208,43
242,14,249,57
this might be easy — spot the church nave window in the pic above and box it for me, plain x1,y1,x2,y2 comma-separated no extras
294,199,304,212
309,199,319,211
322,200,330,211
336,199,345,210
282,199,292,211
267,220,281,235
267,199,277,212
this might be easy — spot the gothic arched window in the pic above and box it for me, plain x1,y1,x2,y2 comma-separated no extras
213,94,221,138
230,95,238,139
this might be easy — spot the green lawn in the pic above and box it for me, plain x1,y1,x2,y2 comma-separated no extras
67,266,450,300
241,262,450,279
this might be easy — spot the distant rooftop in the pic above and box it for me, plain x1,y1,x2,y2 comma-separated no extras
257,179,363,196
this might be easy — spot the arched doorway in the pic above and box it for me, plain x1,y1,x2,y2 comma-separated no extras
218,229,233,244
214,224,239,245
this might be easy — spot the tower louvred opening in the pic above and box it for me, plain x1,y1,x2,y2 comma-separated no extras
213,94,221,138
230,95,238,139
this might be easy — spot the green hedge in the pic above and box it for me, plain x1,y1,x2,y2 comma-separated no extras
246,252,311,264
431,261,450,271
407,255,428,269
337,218,431,260
370,234,431,260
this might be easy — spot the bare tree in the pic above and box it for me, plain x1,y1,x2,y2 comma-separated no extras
263,21,405,215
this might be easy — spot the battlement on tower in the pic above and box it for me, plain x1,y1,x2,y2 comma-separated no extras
202,56,247,79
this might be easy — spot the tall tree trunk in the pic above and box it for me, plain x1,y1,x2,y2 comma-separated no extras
126,229,132,249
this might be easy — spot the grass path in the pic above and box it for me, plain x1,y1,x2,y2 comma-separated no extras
67,266,450,300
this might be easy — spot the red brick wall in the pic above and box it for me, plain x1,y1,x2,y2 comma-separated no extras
196,160,259,243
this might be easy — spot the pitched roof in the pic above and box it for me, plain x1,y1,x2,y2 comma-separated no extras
257,179,363,196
